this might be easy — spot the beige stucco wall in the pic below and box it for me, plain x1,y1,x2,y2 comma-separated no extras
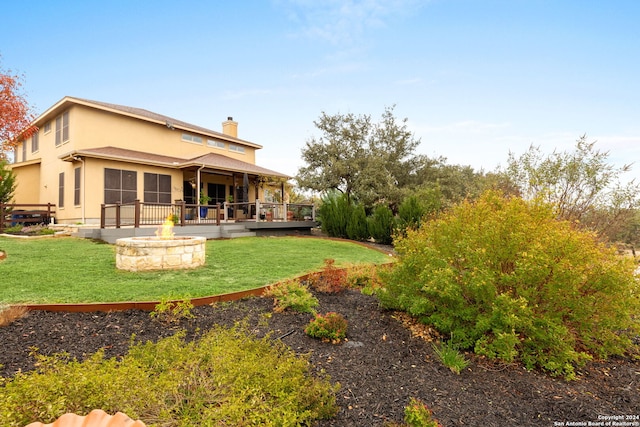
72,106,257,164
9,162,41,204
9,101,278,224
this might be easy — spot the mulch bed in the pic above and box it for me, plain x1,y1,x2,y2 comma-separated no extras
1,289,638,426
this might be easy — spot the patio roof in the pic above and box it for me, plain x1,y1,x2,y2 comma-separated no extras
59,146,290,178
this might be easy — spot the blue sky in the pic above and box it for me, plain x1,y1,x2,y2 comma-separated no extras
2,0,639,181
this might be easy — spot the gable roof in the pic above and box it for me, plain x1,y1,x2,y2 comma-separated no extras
36,96,262,149
59,146,290,178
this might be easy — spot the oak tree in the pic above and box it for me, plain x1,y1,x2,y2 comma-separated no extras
296,106,426,209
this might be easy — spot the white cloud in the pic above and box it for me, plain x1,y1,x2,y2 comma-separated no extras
277,0,427,45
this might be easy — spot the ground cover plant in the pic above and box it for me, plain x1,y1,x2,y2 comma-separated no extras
378,191,640,379
3,287,637,426
0,236,390,304
0,324,338,426
2,224,56,236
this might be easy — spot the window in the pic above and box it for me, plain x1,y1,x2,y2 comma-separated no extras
182,133,202,144
74,167,81,206
207,183,226,205
264,188,282,203
229,144,245,154
31,132,39,153
59,172,65,208
21,140,26,162
44,122,51,134
104,168,137,204
55,111,69,146
143,173,171,204
207,139,225,149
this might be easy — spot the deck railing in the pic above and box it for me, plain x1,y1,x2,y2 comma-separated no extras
0,203,56,232
100,200,315,228
223,201,315,222
101,200,222,229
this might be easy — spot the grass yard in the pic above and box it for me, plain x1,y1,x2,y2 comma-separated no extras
0,236,391,304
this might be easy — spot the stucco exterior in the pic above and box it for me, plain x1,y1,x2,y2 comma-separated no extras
9,97,288,225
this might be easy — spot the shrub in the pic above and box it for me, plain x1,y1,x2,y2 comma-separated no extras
150,297,195,324
20,225,55,235
264,279,319,313
344,263,386,293
0,325,338,426
318,191,351,238
378,191,640,379
3,224,55,236
308,259,348,293
404,398,442,427
305,312,348,342
397,195,426,231
346,202,369,241
368,204,395,245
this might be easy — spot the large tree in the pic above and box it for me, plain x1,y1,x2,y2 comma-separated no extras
296,106,425,209
505,135,640,243
1,58,37,159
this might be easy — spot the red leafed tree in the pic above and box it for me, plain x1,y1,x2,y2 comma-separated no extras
1,59,37,160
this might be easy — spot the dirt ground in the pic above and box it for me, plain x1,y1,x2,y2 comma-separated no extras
1,288,638,427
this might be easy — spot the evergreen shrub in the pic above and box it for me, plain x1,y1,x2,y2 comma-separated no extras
378,191,640,379
347,203,369,241
318,191,351,238
368,204,395,245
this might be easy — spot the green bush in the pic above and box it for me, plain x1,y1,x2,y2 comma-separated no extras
404,398,442,427
378,191,640,379
264,278,319,313
368,204,395,245
318,191,351,238
0,325,338,426
150,296,195,324
397,195,426,231
347,203,369,241
305,312,348,342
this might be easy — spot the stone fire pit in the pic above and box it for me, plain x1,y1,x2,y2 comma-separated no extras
115,236,206,272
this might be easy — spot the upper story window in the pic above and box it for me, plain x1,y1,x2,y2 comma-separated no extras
43,122,51,134
55,111,69,146
31,131,39,153
207,139,225,149
182,133,202,144
229,144,245,154
21,140,26,161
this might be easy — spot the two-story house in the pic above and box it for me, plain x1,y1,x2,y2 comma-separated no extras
9,96,290,225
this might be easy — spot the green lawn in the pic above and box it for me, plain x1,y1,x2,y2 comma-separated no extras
0,236,391,304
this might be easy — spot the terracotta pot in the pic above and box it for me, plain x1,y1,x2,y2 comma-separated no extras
25,409,146,427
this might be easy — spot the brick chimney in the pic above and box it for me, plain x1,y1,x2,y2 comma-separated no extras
222,116,238,138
